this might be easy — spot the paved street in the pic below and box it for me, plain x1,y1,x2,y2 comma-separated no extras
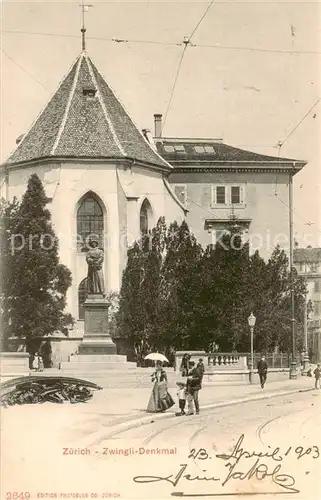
1,388,320,500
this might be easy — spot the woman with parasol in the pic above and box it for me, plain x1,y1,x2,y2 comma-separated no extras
145,353,175,413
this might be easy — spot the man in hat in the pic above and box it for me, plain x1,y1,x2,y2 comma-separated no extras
186,361,202,415
257,355,268,388
86,237,105,296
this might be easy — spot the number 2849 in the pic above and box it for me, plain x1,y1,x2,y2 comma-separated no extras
6,493,30,500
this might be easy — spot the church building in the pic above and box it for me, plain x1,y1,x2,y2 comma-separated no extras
1,46,307,333
1,51,186,325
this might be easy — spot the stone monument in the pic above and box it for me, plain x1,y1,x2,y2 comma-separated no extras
78,238,117,355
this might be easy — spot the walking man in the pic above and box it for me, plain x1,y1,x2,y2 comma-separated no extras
186,361,202,415
257,355,268,388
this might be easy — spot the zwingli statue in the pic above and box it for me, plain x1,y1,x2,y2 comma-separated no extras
86,237,105,296
79,236,116,355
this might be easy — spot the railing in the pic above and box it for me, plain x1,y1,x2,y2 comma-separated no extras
208,353,242,367
238,352,292,369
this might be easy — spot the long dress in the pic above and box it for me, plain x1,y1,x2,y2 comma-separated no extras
147,369,175,413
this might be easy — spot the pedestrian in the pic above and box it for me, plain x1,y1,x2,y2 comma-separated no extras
38,354,44,372
186,361,202,415
32,352,39,371
257,355,268,388
197,358,205,377
314,364,321,389
147,360,175,413
180,354,191,377
175,382,186,416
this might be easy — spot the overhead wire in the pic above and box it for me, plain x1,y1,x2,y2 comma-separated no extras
1,50,49,92
162,0,216,133
162,44,188,131
278,98,321,149
3,29,321,55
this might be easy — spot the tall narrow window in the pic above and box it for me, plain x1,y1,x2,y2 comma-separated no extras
77,192,104,251
140,199,153,236
78,278,88,320
213,186,226,204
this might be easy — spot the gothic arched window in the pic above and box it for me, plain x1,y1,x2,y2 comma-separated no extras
78,278,88,320
77,193,104,251
140,199,153,236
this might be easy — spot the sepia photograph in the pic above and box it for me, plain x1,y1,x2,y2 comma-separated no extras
0,0,320,499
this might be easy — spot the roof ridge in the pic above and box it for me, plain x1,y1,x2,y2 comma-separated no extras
86,55,125,156
88,55,172,170
2,55,81,166
51,55,83,155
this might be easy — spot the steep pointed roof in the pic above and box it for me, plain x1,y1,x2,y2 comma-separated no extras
4,53,170,170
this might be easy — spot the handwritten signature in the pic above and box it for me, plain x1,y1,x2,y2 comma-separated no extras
133,434,319,494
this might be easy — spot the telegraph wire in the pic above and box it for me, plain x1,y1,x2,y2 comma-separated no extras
3,29,321,55
193,43,321,56
1,50,49,92
162,44,188,132
188,0,215,41
274,193,321,236
162,1,216,133
278,98,321,149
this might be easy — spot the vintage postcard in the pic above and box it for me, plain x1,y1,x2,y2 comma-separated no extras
1,1,320,499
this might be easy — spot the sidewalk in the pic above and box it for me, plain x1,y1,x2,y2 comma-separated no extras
73,376,315,426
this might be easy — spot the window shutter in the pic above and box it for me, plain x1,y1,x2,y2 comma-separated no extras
211,185,216,205
240,185,244,203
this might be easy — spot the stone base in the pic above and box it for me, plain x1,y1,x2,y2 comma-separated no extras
78,294,117,355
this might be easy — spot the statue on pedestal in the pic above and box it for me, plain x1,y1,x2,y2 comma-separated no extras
86,238,105,296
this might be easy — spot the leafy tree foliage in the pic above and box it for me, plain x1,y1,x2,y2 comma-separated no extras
0,174,73,343
117,219,306,359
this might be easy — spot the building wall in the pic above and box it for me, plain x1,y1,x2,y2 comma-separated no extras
6,161,185,325
169,170,290,259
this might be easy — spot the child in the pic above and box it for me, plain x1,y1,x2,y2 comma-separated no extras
314,364,321,389
32,353,39,371
175,382,186,416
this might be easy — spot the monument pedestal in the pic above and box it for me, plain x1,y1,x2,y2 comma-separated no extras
78,294,117,355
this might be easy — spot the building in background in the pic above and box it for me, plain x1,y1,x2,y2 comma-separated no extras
0,49,308,336
152,114,307,261
294,247,321,363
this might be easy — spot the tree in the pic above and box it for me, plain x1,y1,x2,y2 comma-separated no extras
0,197,21,348
2,174,73,340
159,220,203,350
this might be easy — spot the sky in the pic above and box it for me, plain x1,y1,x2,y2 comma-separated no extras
1,0,320,247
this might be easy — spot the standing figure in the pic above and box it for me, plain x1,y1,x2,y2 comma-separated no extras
180,353,191,377
147,361,175,413
186,361,203,415
38,354,44,372
32,353,39,371
175,382,187,416
314,364,321,389
86,238,105,295
257,355,268,388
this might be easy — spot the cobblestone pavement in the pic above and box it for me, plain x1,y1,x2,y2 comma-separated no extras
1,379,320,500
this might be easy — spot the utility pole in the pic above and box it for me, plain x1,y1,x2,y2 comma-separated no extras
289,171,297,379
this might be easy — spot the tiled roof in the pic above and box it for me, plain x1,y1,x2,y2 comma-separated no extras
4,53,170,170
294,248,321,263
155,139,306,166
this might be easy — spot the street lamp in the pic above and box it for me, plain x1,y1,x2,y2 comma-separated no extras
248,312,256,384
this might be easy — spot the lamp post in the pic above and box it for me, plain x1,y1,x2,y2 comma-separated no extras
248,312,256,384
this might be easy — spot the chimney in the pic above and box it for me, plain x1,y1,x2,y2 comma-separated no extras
154,114,162,138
